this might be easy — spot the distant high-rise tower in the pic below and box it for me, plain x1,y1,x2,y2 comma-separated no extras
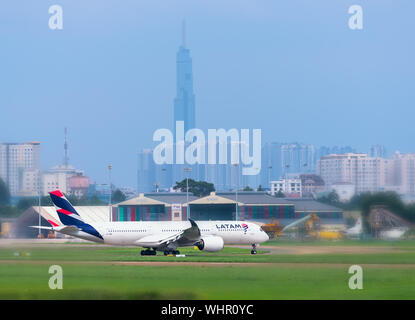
369,145,387,158
173,20,196,138
137,149,156,193
172,21,200,185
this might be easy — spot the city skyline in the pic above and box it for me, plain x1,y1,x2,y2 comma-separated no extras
1,1,414,187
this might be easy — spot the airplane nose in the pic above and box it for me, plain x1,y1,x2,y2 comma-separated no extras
258,226,269,242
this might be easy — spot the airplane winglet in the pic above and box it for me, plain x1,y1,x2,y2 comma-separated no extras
185,218,201,240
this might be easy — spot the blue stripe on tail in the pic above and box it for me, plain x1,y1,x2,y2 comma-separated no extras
50,191,103,240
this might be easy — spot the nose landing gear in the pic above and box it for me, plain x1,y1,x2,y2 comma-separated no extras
251,244,257,255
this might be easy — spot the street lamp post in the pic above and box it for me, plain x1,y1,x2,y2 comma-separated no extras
233,163,239,221
161,167,166,191
38,183,41,238
108,164,112,222
184,167,192,219
136,152,139,197
285,164,290,194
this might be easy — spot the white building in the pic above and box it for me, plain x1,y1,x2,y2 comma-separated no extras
270,177,302,197
0,142,41,196
385,153,415,195
317,153,388,194
41,165,87,196
20,168,41,197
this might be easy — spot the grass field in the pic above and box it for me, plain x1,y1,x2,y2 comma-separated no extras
1,239,415,299
266,238,415,247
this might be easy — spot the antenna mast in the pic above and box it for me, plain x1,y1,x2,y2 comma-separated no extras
64,127,68,168
182,19,186,48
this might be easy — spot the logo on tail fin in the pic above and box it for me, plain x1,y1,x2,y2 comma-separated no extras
49,190,85,226
49,190,103,240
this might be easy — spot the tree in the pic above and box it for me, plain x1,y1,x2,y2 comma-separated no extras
88,195,106,205
243,186,253,191
66,194,81,206
112,189,127,203
173,179,215,197
0,205,18,217
275,190,285,198
317,191,340,206
323,191,415,235
257,185,264,191
356,191,408,234
0,178,10,206
54,193,107,206
16,196,53,211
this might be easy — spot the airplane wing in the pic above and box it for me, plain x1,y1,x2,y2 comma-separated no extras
181,219,201,241
29,225,81,233
135,219,201,248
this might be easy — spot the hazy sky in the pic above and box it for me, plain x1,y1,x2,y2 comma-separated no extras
1,1,414,187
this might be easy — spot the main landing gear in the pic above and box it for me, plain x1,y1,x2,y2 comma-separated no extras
140,249,157,256
251,244,257,255
140,248,181,256
163,250,180,256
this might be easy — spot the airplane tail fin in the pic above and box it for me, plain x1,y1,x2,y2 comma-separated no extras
347,217,363,235
49,190,85,227
354,217,362,232
48,190,103,240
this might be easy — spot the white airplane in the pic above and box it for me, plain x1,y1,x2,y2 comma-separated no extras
32,190,269,255
346,217,363,237
379,228,408,239
346,217,408,239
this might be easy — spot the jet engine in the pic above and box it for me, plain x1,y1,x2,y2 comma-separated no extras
196,236,224,252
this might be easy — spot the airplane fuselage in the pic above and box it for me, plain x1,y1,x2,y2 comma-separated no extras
61,220,269,248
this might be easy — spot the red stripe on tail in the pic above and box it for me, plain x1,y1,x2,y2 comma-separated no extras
57,208,73,216
50,190,64,197
48,220,59,227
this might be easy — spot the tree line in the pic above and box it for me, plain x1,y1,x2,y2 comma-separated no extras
317,190,415,225
172,179,266,197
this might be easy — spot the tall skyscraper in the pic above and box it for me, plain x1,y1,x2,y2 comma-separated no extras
260,142,283,188
281,143,316,175
172,21,200,185
173,20,196,138
137,149,156,193
136,23,199,192
260,142,315,189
